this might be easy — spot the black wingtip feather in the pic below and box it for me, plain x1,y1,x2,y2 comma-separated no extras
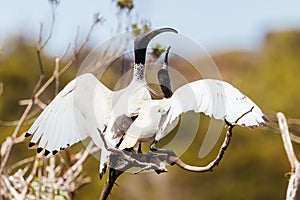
260,122,267,127
25,132,31,137
37,147,43,153
248,125,254,129
45,150,50,156
60,147,65,150
262,115,270,123
52,150,58,155
28,142,35,148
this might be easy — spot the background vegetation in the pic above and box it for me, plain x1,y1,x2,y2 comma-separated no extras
1,1,300,199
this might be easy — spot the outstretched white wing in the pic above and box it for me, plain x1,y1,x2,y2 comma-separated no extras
163,79,267,130
27,73,113,155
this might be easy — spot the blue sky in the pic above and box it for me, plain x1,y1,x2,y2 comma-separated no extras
0,0,300,55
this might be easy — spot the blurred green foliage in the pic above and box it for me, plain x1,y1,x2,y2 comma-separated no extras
1,29,300,199
131,21,151,36
116,0,134,11
151,43,167,59
246,30,300,117
0,37,40,121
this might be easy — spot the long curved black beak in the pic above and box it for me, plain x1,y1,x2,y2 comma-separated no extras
158,46,173,98
134,28,178,64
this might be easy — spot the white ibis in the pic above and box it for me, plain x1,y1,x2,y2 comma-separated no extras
25,28,178,176
118,66,268,151
111,46,175,151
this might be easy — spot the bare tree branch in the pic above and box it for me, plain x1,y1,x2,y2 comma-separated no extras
54,57,60,95
7,157,35,174
278,113,298,168
0,8,104,199
277,112,300,200
170,124,234,172
0,101,33,174
0,118,35,126
33,3,57,96
98,122,235,200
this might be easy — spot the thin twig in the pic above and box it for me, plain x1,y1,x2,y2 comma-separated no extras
75,15,101,56
7,157,36,174
32,2,57,97
290,134,300,144
0,118,35,126
0,9,103,199
54,57,60,95
33,57,75,99
19,98,47,109
33,13,55,96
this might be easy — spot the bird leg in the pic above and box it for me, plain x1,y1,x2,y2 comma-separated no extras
150,140,159,151
137,143,143,154
115,137,123,148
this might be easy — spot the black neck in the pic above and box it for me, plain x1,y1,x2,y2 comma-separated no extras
134,48,146,65
158,69,173,98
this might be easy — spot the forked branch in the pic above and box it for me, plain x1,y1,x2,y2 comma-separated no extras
98,122,235,200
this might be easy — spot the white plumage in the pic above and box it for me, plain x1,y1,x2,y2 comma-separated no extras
28,73,112,150
26,28,178,176
26,72,147,174
27,71,154,173
26,27,267,176
119,79,267,149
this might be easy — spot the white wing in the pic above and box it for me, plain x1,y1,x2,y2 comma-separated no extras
27,73,113,154
163,79,267,130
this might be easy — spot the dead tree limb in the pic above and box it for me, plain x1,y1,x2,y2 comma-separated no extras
99,168,123,200
277,112,300,200
170,123,234,172
98,123,235,200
